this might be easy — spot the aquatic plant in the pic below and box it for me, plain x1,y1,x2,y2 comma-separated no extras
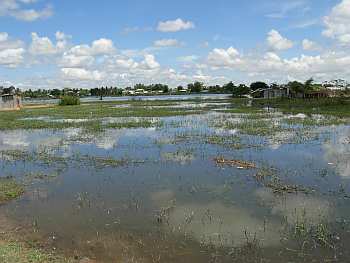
0,177,24,203
58,95,80,106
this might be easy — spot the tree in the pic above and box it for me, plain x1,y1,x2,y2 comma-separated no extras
304,78,314,93
188,82,204,93
233,84,250,97
250,81,269,91
50,89,61,97
162,85,169,93
287,81,305,97
177,85,184,92
223,82,236,93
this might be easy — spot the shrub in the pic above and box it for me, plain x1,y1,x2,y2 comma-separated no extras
59,95,80,106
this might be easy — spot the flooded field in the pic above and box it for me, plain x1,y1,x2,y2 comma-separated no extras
1,97,350,262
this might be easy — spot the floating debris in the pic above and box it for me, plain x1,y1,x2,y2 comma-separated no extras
214,157,257,169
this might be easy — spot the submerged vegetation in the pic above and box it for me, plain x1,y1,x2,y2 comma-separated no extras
0,177,24,203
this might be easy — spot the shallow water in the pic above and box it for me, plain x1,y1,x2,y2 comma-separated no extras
23,94,231,105
1,99,350,262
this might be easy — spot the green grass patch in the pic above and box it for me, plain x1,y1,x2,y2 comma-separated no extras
282,116,349,126
0,241,73,263
252,98,350,117
59,96,80,106
0,178,24,203
224,119,285,136
0,101,202,130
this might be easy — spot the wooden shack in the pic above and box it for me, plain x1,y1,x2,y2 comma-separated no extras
0,86,22,110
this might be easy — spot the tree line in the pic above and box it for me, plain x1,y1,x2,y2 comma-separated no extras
16,78,350,99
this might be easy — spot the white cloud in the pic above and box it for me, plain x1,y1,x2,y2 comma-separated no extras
11,5,52,21
267,29,294,51
0,48,25,67
67,45,91,57
0,32,9,42
91,38,115,55
59,38,114,68
323,0,350,45
114,58,138,69
60,53,94,68
0,32,25,67
153,39,182,47
29,32,57,55
0,0,53,21
55,31,71,51
157,18,195,32
200,44,350,83
207,47,241,67
139,54,160,70
302,39,320,51
61,68,104,81
66,38,115,57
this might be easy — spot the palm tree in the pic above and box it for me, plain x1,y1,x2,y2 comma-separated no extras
304,78,314,94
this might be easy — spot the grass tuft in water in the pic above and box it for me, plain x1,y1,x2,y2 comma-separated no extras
0,178,24,203
0,241,73,263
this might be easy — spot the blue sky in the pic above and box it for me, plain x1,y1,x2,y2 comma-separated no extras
0,0,349,89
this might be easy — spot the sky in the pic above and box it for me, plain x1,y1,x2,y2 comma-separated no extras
0,0,350,89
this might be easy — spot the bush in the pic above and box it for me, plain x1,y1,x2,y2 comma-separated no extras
59,95,80,106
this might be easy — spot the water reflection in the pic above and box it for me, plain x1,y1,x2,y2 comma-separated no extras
323,127,350,177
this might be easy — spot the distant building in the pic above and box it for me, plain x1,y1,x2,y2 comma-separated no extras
122,89,135,96
0,86,22,110
251,87,290,99
323,79,349,90
134,89,145,95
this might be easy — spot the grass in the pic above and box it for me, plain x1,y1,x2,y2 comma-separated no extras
0,100,202,130
2,97,349,131
59,96,80,106
252,97,350,117
221,118,286,136
0,241,73,263
282,115,349,126
204,134,244,149
0,177,24,203
0,149,148,170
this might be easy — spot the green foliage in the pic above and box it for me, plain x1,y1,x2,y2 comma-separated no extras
0,99,205,130
304,78,314,92
58,95,80,106
187,82,204,93
0,242,72,263
233,84,250,97
250,81,269,91
132,83,169,93
287,81,305,95
0,178,24,203
252,97,350,116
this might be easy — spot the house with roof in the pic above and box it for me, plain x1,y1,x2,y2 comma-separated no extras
0,86,22,110
251,87,290,99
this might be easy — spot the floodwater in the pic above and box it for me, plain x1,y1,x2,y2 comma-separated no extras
23,94,231,105
1,98,350,262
